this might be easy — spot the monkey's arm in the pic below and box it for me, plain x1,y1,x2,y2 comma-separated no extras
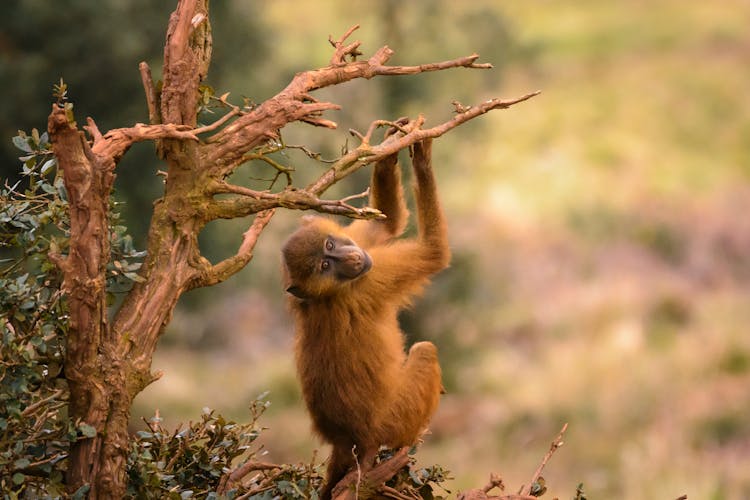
411,139,450,268
346,154,409,247
361,139,450,298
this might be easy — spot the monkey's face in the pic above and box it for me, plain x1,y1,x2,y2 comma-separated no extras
282,218,372,299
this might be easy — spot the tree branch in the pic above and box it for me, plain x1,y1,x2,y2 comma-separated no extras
204,90,540,221
87,121,199,162
188,209,275,289
206,181,384,221
217,459,282,495
518,423,568,497
329,24,363,66
139,61,160,125
458,424,568,500
203,26,498,175
307,91,540,195
331,447,412,500
161,0,211,126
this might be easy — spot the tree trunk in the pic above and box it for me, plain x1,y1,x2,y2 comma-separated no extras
47,105,128,497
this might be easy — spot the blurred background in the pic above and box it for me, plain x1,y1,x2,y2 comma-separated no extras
2,1,749,498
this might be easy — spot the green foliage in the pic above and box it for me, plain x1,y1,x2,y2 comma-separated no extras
127,398,269,499
0,126,146,497
0,129,70,497
380,448,453,500
127,395,454,499
572,483,587,500
128,396,323,500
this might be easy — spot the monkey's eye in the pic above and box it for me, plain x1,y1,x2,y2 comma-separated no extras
325,239,334,251
321,259,331,271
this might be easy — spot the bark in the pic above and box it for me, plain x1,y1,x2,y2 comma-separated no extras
331,448,412,500
48,105,123,496
47,0,538,496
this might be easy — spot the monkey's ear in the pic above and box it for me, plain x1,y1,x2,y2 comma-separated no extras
286,285,307,299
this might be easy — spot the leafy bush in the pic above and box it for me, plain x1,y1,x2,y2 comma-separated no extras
127,399,274,499
126,395,453,499
1,129,70,498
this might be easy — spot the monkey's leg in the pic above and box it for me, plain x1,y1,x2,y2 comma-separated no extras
384,341,443,447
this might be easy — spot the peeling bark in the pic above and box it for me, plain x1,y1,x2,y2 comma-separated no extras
48,104,124,497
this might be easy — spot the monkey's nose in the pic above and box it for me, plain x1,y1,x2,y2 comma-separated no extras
339,249,371,278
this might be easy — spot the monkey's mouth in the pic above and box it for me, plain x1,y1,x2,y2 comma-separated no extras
357,252,373,277
337,250,372,280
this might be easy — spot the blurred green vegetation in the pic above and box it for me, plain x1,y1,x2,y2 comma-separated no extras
2,1,750,498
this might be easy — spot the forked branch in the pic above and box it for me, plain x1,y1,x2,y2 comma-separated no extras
458,424,568,500
87,121,199,162
206,175,385,222
203,26,500,174
217,460,282,495
331,447,412,500
518,423,568,497
307,91,540,196
188,209,275,289
329,24,364,66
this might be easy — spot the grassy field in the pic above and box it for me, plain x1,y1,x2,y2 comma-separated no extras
133,2,750,498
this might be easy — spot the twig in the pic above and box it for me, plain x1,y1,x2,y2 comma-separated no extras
339,188,370,205
329,24,363,65
482,473,505,494
190,209,275,289
350,119,412,145
242,152,294,186
217,459,282,494
519,423,568,496
193,107,242,135
21,389,65,417
307,91,540,196
83,117,104,144
139,61,160,125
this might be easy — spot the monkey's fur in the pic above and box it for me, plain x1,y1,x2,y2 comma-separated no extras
282,139,449,499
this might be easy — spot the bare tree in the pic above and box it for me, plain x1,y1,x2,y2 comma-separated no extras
47,0,537,497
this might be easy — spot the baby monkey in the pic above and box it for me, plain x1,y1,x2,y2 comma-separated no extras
282,139,449,499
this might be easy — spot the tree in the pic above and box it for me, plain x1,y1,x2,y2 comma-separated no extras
4,0,538,498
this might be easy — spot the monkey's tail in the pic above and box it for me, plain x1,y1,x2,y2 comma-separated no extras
321,445,355,500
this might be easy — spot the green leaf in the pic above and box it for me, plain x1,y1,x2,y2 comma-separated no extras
71,484,90,500
79,423,97,438
124,272,146,283
12,135,33,153
12,472,25,485
40,158,57,175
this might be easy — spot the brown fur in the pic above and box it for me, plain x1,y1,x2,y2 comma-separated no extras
281,140,449,499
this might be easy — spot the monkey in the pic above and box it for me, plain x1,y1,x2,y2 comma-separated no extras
281,139,450,499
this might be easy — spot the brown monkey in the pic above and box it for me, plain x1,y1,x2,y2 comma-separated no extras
282,139,449,499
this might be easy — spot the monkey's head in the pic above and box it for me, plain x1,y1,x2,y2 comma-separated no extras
282,216,372,299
